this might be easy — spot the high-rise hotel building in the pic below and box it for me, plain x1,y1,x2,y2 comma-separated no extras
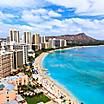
41,36,46,43
10,29,20,43
32,33,40,45
49,38,67,48
24,32,32,50
24,32,31,44
6,43,28,68
32,33,40,51
0,51,13,78
12,50,23,69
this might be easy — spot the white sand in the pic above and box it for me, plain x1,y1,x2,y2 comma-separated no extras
35,49,79,104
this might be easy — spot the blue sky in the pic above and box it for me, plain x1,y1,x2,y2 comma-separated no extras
0,0,104,40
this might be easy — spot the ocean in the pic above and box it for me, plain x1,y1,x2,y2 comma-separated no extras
43,46,104,104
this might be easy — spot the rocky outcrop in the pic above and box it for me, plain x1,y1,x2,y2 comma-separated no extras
46,33,96,42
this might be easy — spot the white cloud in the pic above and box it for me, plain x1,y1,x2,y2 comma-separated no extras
48,10,62,17
21,9,62,24
0,0,104,40
0,11,16,23
46,0,71,8
21,10,44,23
0,21,35,38
31,8,48,14
1,17,104,39
0,11,15,19
28,17,104,39
77,0,104,16
45,19,65,28
57,9,64,12
0,0,36,8
46,0,104,15
46,0,90,12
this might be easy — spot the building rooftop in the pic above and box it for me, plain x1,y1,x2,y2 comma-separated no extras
16,95,24,102
5,100,18,104
0,73,24,92
0,50,12,55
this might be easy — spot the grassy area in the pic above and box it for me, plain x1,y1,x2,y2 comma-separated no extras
35,50,43,58
35,48,55,58
23,93,50,104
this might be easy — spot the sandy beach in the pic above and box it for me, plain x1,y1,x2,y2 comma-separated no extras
34,49,79,104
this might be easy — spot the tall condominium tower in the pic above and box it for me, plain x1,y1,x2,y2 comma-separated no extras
10,29,20,43
0,51,13,78
24,32,32,49
24,32,31,44
41,36,46,43
32,33,40,45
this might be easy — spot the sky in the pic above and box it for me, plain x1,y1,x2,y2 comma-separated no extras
0,0,104,40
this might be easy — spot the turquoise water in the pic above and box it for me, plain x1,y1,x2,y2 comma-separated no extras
43,46,104,104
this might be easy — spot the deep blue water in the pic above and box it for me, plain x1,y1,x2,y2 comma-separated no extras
43,46,104,104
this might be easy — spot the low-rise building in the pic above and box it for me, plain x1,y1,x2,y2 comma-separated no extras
0,73,28,104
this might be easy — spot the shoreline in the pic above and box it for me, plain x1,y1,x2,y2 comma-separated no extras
34,45,104,104
54,45,104,52
35,47,80,104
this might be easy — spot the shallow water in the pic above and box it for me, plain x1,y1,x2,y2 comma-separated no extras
43,46,104,104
